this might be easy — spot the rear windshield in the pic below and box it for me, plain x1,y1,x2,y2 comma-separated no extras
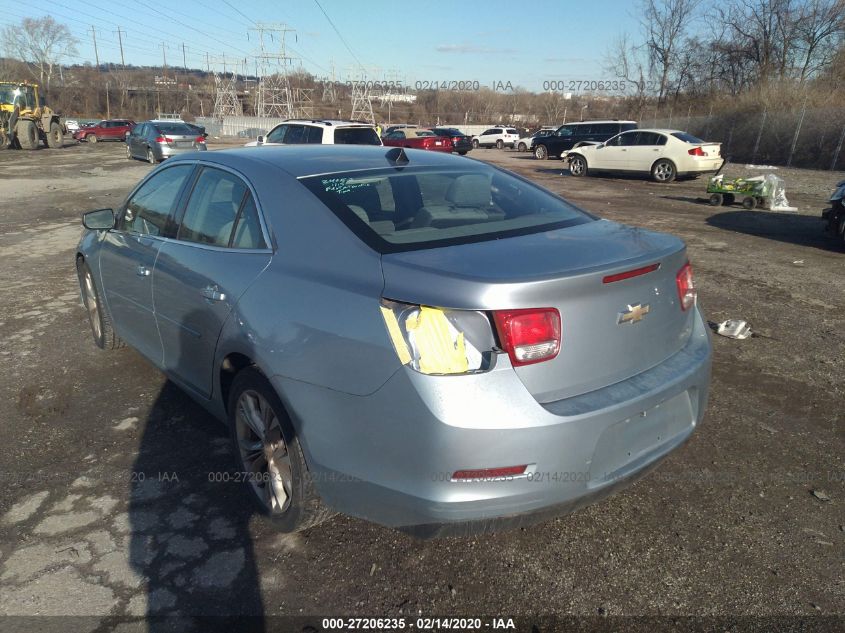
506,128,518,134
300,165,592,253
155,123,195,136
672,132,704,143
334,127,381,145
435,128,462,136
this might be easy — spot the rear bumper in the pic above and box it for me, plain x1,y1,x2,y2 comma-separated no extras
276,307,711,535
158,144,207,158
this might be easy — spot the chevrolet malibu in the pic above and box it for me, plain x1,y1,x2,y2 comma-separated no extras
76,146,711,536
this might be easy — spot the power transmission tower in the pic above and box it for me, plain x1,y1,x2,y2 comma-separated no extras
348,66,376,124
250,23,298,119
211,53,242,119
320,59,338,103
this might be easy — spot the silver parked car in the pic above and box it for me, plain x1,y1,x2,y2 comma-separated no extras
76,146,711,536
126,120,207,163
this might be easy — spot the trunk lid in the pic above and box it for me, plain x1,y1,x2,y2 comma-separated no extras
381,220,695,403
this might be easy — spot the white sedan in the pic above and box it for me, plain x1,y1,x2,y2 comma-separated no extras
564,129,723,182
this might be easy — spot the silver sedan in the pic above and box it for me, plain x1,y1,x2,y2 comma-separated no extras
76,146,711,536
126,120,206,164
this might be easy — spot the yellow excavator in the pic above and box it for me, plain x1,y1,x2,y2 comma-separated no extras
0,81,65,149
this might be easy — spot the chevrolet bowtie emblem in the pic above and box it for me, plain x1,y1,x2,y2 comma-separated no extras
618,303,650,324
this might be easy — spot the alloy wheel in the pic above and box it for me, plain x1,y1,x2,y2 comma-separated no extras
235,390,292,514
653,161,674,182
81,269,102,341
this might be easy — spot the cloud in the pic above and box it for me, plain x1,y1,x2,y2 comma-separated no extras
435,44,517,55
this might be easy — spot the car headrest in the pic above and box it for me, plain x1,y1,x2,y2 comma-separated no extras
446,175,490,207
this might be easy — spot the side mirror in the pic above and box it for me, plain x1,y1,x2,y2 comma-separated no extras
596,143,605,149
82,208,115,231
256,135,264,145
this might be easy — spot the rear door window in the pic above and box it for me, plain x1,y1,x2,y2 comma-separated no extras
305,126,324,143
122,165,194,236
636,132,666,146
591,123,620,137
178,167,247,247
284,125,307,144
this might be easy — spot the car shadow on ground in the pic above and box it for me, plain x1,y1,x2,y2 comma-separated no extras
706,209,842,251
127,379,267,631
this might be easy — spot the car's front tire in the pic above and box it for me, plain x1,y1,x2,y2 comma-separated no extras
76,257,124,350
569,154,587,177
534,144,548,160
472,138,479,149
87,134,98,144
228,368,334,532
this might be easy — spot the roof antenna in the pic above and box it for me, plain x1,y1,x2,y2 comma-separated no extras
386,147,409,164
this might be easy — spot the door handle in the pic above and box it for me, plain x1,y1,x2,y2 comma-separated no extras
136,265,150,277
201,285,226,302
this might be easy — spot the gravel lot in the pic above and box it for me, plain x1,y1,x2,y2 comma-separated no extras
0,139,843,629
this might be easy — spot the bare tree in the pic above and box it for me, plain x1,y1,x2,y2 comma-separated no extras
1,16,78,91
604,33,652,111
794,0,845,81
639,0,701,101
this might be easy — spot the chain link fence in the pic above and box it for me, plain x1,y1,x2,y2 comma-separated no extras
647,106,845,170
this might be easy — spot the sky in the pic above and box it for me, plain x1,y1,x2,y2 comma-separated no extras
0,0,643,92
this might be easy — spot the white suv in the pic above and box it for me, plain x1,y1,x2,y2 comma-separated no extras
472,126,521,149
245,120,382,146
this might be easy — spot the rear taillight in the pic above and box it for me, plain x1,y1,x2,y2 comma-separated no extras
380,300,495,375
688,147,705,156
195,136,206,143
676,262,696,311
492,308,561,367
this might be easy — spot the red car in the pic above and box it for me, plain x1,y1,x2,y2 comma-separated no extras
382,128,453,152
74,119,135,144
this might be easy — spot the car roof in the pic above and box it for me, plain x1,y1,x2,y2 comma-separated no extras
633,128,686,134
564,120,638,125
281,119,375,128
169,145,469,179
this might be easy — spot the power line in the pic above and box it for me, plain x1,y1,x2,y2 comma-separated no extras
313,0,364,70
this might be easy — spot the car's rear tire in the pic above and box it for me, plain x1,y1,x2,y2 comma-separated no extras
517,142,526,152
46,122,63,148
471,138,479,149
569,154,587,177
87,134,98,144
76,257,124,350
126,144,133,159
651,159,676,183
742,196,757,210
496,139,504,149
147,148,156,164
228,367,335,532
16,120,38,149
458,151,468,156
534,144,548,160
708,193,723,206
